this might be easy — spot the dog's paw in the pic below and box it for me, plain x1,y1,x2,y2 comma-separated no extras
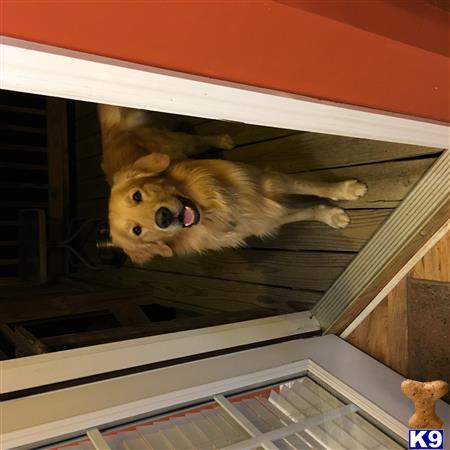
317,205,350,229
334,179,368,201
216,134,235,150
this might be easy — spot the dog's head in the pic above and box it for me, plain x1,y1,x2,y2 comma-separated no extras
109,153,201,264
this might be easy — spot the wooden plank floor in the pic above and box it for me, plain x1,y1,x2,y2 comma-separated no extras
72,101,444,315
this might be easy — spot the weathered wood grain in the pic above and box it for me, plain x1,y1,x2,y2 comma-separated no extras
71,268,321,313
297,157,436,209
195,120,297,146
409,230,450,282
248,209,391,251
141,249,354,291
225,132,442,173
347,277,408,376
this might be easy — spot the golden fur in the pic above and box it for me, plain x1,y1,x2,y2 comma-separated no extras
99,105,367,264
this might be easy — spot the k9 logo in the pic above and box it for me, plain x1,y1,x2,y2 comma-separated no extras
408,430,444,449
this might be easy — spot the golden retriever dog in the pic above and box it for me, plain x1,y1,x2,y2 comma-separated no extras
99,104,367,264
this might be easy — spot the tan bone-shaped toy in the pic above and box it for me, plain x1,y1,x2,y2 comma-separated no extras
401,379,449,429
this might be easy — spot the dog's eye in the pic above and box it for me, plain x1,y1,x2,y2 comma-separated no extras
132,191,142,203
132,225,142,236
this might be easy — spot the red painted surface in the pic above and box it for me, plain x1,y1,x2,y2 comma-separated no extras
2,0,449,122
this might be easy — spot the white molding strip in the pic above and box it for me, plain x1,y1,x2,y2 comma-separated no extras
2,361,310,450
1,36,448,148
214,394,279,450
340,218,450,338
0,311,318,394
307,361,407,439
313,149,450,330
86,428,111,450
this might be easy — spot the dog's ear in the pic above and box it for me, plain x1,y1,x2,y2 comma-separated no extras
126,240,173,265
111,153,170,186
132,153,170,175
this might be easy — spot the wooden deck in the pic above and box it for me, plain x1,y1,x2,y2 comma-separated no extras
72,101,443,315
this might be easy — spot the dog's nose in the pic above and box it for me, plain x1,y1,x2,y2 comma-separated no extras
155,207,173,229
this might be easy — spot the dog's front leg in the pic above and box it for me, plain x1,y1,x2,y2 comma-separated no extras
282,205,350,229
289,177,367,201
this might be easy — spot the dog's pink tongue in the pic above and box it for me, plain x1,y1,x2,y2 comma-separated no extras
183,206,195,226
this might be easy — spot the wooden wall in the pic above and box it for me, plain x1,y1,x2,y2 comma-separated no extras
348,229,450,400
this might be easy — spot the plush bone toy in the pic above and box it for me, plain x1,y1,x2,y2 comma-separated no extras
401,379,449,429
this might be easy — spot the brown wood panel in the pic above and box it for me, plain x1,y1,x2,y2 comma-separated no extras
141,249,354,291
409,230,450,282
225,132,442,173
195,120,297,146
298,157,435,209
71,268,321,313
248,209,391,252
347,277,408,376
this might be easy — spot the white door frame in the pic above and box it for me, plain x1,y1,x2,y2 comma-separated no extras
7,335,446,450
1,36,449,403
1,312,319,394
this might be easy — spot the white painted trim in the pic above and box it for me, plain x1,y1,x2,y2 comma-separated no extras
86,428,111,450
0,311,318,394
1,36,448,148
4,336,426,450
340,219,450,338
214,394,279,450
